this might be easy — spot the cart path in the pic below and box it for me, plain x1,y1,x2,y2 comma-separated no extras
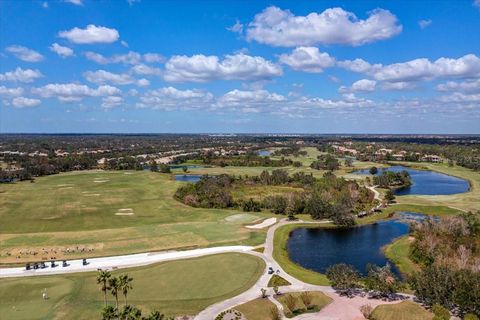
0,246,253,278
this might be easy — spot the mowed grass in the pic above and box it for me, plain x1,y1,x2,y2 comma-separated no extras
0,253,265,319
0,171,267,264
371,301,433,320
234,298,277,320
383,236,420,276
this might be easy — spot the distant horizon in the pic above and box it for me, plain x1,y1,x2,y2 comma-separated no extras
1,132,480,136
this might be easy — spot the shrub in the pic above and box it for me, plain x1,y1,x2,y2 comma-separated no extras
432,304,450,320
360,304,373,319
464,314,479,320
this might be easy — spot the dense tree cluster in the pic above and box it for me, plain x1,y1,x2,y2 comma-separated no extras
272,146,308,157
326,263,402,298
373,170,411,189
310,154,340,171
203,154,297,167
408,212,480,316
175,170,375,227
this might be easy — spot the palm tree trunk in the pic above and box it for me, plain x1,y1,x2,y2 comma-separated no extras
124,293,128,306
103,290,107,307
115,294,118,310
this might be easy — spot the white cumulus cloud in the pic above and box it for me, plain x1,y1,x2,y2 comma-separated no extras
279,47,335,73
59,25,119,44
6,45,44,62
0,68,43,83
246,6,402,47
164,53,282,82
49,43,74,58
339,79,377,93
12,97,41,108
83,70,135,85
0,86,24,97
32,83,121,102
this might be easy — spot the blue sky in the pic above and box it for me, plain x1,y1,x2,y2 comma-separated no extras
1,0,480,133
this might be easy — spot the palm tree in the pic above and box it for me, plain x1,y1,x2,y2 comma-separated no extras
101,306,118,320
120,305,142,320
119,274,133,305
108,276,121,310
141,311,164,320
97,270,112,307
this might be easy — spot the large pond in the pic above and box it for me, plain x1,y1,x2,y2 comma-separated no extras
354,165,469,195
286,212,428,277
174,174,203,183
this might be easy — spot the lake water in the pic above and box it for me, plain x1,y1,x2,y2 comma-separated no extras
354,166,469,195
257,150,271,156
286,212,427,277
174,175,203,183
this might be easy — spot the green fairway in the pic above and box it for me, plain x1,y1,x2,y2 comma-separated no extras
371,301,433,320
0,171,267,264
0,253,265,319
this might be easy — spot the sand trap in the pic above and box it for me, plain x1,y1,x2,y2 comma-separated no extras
58,186,73,190
56,184,74,187
115,212,134,216
83,193,101,197
115,208,134,216
93,179,109,183
245,218,277,229
124,172,134,175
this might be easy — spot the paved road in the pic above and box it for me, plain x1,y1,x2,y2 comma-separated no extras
0,246,253,278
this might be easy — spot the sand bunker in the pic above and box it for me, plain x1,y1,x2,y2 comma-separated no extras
245,218,277,229
124,172,134,175
93,179,109,183
115,208,134,216
58,186,73,190
56,184,74,187
83,193,101,197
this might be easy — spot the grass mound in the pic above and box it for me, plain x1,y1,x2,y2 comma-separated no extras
267,274,291,287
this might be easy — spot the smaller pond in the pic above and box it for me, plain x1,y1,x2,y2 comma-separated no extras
174,175,203,183
354,165,469,195
287,212,426,277
257,150,271,156
169,165,209,169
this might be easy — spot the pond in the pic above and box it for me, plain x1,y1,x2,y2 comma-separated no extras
174,175,203,183
257,150,271,156
169,165,210,169
354,165,469,195
286,212,426,277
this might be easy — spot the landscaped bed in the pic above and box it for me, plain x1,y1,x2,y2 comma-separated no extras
275,291,332,318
